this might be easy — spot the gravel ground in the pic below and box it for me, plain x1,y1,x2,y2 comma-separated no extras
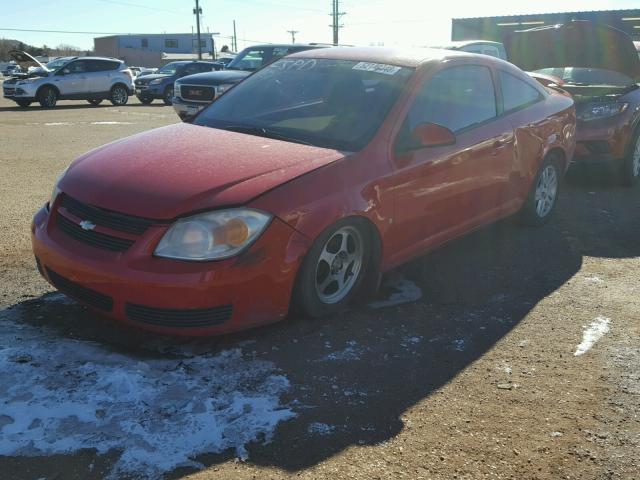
0,94,638,480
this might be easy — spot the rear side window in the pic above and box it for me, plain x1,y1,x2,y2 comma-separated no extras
199,63,214,72
407,65,497,133
182,63,201,76
87,60,120,72
499,70,542,113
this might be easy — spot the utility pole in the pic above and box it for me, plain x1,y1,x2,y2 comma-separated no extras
233,20,237,52
193,0,203,59
329,0,345,45
287,29,299,44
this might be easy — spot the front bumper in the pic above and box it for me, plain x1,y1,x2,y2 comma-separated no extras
31,204,310,336
172,96,207,119
571,113,634,166
135,84,164,98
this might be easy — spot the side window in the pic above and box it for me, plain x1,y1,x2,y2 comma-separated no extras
499,70,542,112
165,39,178,49
182,64,200,76
66,60,88,74
88,60,119,72
406,65,497,133
271,47,290,60
199,63,214,72
141,38,148,48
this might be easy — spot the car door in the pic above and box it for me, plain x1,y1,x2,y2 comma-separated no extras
390,63,515,259
55,59,90,96
86,59,118,93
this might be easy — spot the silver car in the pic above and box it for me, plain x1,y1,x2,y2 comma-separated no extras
2,51,134,108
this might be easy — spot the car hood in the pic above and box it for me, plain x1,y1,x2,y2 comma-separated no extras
60,123,345,220
136,73,171,83
176,70,250,86
9,50,48,71
504,21,640,82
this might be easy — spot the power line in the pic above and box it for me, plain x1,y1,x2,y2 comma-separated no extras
0,27,135,35
94,0,183,15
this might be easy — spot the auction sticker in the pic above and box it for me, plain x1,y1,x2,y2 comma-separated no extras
352,62,401,75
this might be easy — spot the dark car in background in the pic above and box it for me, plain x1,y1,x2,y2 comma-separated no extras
506,21,640,186
172,44,326,119
134,61,222,105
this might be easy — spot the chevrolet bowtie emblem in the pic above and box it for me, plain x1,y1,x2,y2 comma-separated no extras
79,220,96,231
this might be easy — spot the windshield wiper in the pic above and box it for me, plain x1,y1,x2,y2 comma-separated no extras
220,125,316,146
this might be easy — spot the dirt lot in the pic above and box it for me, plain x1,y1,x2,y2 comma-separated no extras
0,93,638,480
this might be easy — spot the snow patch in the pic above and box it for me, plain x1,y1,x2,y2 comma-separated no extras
319,340,366,362
90,121,133,125
0,312,295,478
584,275,604,284
368,273,422,309
574,316,611,356
307,422,335,436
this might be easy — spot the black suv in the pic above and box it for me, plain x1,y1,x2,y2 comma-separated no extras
173,44,326,119
134,61,222,105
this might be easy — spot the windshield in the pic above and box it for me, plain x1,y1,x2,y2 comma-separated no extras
533,67,634,87
46,57,73,71
158,62,180,75
226,48,270,71
194,58,414,151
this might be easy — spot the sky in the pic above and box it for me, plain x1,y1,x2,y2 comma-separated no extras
1,0,638,51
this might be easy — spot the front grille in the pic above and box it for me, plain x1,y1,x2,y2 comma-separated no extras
60,195,153,235
46,268,113,311
57,214,134,252
180,85,215,102
126,303,232,328
3,87,16,95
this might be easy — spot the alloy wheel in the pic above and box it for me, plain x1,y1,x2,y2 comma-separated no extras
534,165,558,218
315,226,364,304
111,87,127,105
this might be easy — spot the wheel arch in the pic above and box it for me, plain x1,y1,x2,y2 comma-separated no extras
36,83,60,97
110,82,129,92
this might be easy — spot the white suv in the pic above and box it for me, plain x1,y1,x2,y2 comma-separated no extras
2,51,134,108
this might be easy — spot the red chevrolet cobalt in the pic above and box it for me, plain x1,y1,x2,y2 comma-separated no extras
32,48,576,335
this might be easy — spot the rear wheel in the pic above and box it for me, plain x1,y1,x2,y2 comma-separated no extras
87,99,103,106
162,86,174,105
37,86,58,108
294,219,371,318
15,99,31,108
137,96,153,105
519,155,561,226
109,85,129,106
620,132,640,187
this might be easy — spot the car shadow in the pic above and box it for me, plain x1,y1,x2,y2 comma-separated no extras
2,171,638,479
0,103,168,112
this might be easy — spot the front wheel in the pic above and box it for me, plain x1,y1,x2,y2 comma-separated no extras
620,132,640,187
162,86,174,105
294,219,371,318
37,86,58,108
519,155,561,226
109,85,129,106
137,96,153,105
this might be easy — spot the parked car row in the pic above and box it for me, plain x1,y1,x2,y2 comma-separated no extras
23,21,640,336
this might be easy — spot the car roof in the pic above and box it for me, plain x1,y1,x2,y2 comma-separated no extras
241,43,324,49
288,46,484,68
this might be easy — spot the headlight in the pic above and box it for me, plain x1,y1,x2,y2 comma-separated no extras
578,102,628,122
215,83,234,95
154,209,272,261
49,168,67,210
149,79,163,85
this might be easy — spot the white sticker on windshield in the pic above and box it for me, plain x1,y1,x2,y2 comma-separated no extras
352,62,401,75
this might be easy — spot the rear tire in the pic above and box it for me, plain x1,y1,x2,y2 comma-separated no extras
109,85,129,106
37,86,58,108
87,99,103,106
162,86,174,105
137,96,153,105
293,218,371,318
519,154,562,227
15,99,31,108
620,131,640,187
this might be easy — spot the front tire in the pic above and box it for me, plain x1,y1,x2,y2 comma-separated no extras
37,86,58,108
15,99,31,108
137,95,153,104
294,219,371,318
162,86,174,105
109,85,129,106
620,131,640,187
519,155,561,226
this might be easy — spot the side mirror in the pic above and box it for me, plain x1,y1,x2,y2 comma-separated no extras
411,123,456,148
57,68,69,76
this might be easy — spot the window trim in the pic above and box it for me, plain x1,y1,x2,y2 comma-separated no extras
496,68,545,117
164,38,179,49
